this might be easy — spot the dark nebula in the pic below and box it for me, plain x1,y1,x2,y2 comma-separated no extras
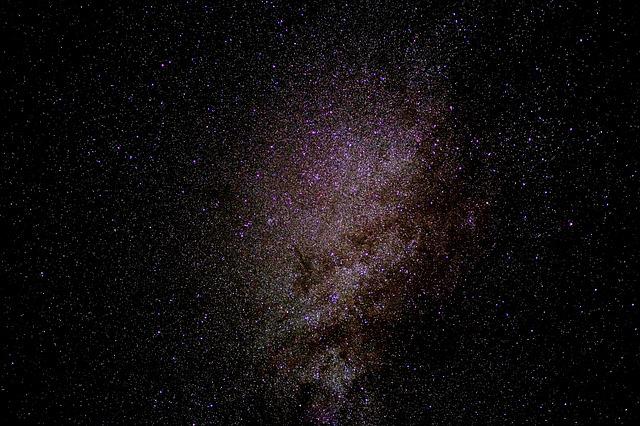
3,1,639,424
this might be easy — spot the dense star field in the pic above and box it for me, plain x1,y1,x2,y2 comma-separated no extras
2,1,639,424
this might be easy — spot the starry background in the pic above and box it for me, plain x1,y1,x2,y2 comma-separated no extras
2,0,640,424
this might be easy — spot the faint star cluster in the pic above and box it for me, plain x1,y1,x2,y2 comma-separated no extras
229,69,490,421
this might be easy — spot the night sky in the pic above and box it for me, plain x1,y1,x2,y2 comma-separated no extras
3,1,640,424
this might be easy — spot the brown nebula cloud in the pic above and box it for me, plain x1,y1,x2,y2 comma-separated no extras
230,69,491,423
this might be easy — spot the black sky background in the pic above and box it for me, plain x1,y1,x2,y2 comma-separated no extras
3,1,640,423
